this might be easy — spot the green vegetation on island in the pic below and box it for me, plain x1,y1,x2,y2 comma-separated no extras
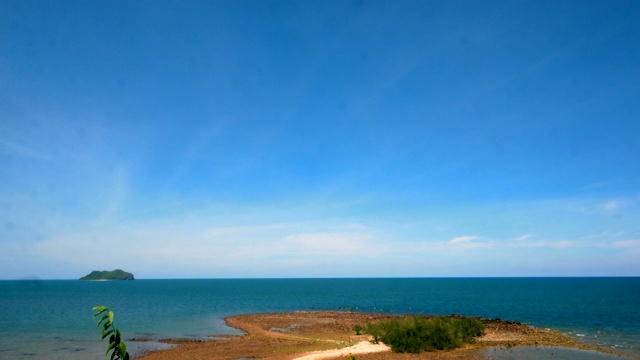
80,269,134,281
359,315,485,353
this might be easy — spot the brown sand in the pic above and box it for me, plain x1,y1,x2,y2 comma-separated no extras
136,311,629,360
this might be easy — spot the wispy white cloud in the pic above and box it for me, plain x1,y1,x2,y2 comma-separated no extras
257,231,376,258
565,197,637,216
514,234,534,242
3,188,640,278
3,216,382,278
447,236,491,249
529,240,579,248
203,223,294,239
202,223,381,261
613,240,640,248
579,231,626,240
578,181,615,191
509,239,591,249
458,242,492,249
450,235,478,244
0,138,51,160
602,200,623,211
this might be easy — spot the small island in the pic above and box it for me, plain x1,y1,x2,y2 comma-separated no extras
80,269,134,281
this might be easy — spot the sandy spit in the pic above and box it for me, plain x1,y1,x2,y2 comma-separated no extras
292,340,390,360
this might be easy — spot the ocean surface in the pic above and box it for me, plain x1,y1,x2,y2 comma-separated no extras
0,278,638,359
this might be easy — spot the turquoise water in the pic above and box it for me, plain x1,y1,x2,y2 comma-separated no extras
0,278,638,359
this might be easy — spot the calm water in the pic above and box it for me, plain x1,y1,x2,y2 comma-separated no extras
0,278,638,359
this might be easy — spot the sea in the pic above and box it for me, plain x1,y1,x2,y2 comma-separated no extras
0,278,638,359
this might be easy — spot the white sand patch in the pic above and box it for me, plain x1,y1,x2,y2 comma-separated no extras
292,341,390,360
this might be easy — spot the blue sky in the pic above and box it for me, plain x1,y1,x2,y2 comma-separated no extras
1,0,639,279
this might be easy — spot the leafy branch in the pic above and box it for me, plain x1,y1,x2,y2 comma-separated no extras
92,305,131,360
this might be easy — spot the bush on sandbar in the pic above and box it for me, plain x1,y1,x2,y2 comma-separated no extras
362,315,485,353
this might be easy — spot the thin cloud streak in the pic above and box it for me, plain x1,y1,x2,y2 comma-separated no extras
514,234,534,242
613,240,640,248
0,138,51,160
450,236,478,244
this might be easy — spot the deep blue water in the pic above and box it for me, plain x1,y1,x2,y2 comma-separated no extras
0,278,638,359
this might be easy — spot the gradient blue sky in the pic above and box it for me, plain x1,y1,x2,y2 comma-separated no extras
1,0,639,279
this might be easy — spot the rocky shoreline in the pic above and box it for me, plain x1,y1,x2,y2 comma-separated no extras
136,311,636,360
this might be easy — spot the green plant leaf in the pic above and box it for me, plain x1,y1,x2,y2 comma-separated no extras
93,305,129,360
101,328,114,340
119,342,127,356
94,308,108,318
106,341,115,355
97,314,110,328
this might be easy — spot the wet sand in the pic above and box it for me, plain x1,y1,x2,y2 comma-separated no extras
136,311,636,360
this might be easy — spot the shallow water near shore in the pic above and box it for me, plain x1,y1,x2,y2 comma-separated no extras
0,278,638,359
483,346,626,360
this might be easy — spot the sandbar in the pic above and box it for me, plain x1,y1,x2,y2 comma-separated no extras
136,311,636,360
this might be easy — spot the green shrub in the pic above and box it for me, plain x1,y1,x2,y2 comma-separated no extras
92,306,131,360
362,315,485,353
